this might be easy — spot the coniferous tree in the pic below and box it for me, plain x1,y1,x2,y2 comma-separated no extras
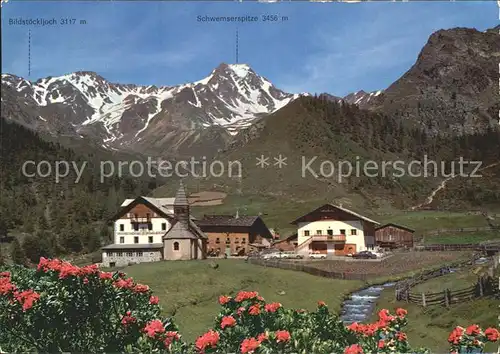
22,235,44,264
10,238,25,265
0,246,5,266
61,222,83,254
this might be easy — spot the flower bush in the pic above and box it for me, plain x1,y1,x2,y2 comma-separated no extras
448,325,500,354
0,259,186,352
0,259,499,354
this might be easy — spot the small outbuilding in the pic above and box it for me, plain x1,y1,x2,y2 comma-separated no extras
375,223,415,249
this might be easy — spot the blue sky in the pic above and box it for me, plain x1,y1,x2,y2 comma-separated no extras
1,1,497,96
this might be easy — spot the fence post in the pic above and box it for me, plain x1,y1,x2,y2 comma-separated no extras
421,293,426,307
444,289,449,307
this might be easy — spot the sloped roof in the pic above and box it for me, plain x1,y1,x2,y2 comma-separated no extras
121,197,176,208
375,223,415,233
272,233,298,244
196,215,260,227
114,196,196,221
290,203,380,225
110,196,175,222
163,219,207,240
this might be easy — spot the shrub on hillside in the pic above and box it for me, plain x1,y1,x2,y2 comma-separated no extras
0,258,498,354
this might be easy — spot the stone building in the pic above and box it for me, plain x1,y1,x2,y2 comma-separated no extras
196,213,273,257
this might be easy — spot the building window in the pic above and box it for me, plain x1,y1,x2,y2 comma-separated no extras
134,236,139,244
327,229,333,235
340,229,346,235
225,238,230,244
119,224,124,231
241,238,246,244
351,229,357,235
215,238,220,244
173,242,179,251
133,223,139,231
117,252,123,257
137,251,143,257
119,237,124,244
304,230,310,236
148,236,153,243
235,238,239,243
107,251,113,256
148,223,153,231
162,223,167,231
126,252,133,257
316,230,322,235
389,234,393,241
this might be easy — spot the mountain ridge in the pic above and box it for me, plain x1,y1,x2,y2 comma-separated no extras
1,63,304,157
2,25,499,160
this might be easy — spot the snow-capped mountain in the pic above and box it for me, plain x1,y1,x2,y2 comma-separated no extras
1,63,302,156
343,90,383,109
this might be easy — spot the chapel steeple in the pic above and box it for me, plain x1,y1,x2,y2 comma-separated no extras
174,180,189,222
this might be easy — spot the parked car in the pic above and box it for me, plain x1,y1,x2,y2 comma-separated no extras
281,251,303,259
352,251,377,259
262,252,286,259
370,250,385,258
309,253,327,259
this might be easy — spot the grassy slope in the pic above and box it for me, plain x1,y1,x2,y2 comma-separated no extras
152,99,435,219
382,211,491,232
423,230,500,244
120,259,364,341
411,267,485,293
371,267,499,352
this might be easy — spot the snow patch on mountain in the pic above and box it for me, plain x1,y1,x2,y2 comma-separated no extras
230,64,251,78
1,63,304,147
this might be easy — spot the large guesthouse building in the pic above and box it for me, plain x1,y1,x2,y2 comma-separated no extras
101,182,207,267
291,203,379,256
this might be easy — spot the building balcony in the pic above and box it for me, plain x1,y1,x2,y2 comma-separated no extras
130,217,151,224
115,230,165,235
309,234,346,242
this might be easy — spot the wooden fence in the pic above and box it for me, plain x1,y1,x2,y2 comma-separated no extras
397,276,499,307
417,243,500,253
422,226,499,236
395,254,499,307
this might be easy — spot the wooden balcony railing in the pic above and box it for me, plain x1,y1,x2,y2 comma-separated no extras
310,234,346,242
130,217,151,224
